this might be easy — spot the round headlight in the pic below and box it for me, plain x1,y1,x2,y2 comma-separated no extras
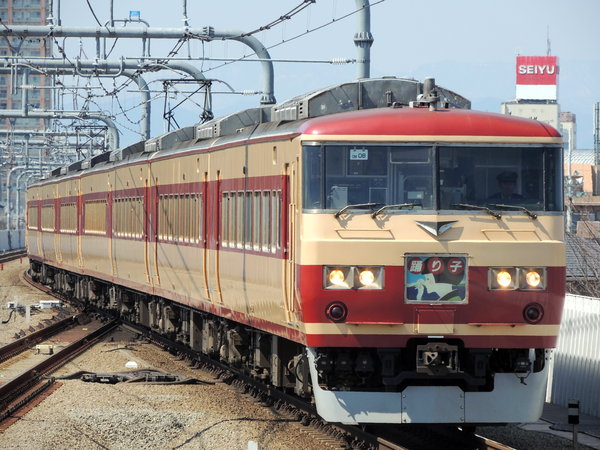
329,269,346,286
525,270,541,288
358,269,375,286
496,270,512,288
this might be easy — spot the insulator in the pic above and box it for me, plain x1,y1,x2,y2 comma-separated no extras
240,90,260,95
330,58,353,65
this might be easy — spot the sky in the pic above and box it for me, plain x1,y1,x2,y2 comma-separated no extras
51,0,600,149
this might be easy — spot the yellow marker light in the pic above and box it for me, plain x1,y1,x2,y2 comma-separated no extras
496,270,512,288
358,269,375,287
329,269,346,286
525,270,542,288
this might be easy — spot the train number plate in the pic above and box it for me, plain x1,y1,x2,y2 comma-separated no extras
405,255,468,303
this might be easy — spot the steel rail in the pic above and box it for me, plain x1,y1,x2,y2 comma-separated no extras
0,315,76,363
0,319,119,418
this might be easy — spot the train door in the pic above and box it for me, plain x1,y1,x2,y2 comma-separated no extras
109,182,116,276
34,199,42,259
144,173,158,286
77,178,83,268
54,188,62,263
283,159,298,323
202,171,211,300
213,171,223,302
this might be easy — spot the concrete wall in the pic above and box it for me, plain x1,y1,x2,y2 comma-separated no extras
0,229,26,251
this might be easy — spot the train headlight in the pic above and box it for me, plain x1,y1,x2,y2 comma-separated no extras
356,267,384,290
489,268,517,290
329,270,346,285
359,269,375,286
324,267,353,289
497,271,513,288
526,271,541,287
520,268,546,290
323,266,384,289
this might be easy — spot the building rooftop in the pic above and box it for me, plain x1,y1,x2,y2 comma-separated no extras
567,149,595,165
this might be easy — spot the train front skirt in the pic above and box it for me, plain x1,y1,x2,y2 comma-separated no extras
306,348,547,424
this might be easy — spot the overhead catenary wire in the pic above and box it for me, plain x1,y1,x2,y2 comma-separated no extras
1,0,383,158
201,0,385,74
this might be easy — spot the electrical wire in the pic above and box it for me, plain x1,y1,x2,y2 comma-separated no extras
199,0,386,74
85,0,103,27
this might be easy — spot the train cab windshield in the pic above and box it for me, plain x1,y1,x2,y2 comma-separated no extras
302,143,563,213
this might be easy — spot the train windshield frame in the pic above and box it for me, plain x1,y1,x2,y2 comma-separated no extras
302,143,563,213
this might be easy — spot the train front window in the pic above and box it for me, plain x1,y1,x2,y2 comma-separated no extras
438,145,562,212
303,144,434,210
302,144,562,213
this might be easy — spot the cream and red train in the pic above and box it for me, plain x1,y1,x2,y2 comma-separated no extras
26,78,565,425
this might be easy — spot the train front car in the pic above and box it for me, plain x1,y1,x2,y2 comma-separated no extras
297,107,564,424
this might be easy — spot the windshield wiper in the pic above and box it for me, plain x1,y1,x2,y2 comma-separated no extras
488,203,538,220
371,202,422,218
334,202,384,218
452,203,502,220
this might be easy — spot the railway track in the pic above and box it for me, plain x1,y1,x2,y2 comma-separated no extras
0,314,78,363
0,249,26,266
20,271,516,450
0,316,119,430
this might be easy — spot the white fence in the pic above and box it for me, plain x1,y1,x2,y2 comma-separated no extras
0,229,25,252
548,294,600,417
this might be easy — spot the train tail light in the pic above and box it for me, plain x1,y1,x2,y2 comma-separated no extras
326,302,348,322
523,303,544,323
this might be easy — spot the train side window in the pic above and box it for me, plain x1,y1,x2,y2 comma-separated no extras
183,194,190,242
253,191,261,251
175,194,181,241
192,194,202,244
60,203,76,233
274,190,281,250
83,200,107,235
221,192,229,247
27,204,39,229
236,192,244,248
244,192,252,249
135,197,143,239
262,191,270,253
158,195,165,241
166,195,173,241
41,204,55,232
227,192,235,248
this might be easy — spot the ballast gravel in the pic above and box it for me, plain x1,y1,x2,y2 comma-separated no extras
2,332,334,449
0,259,67,346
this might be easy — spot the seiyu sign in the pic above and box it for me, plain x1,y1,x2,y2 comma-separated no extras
515,56,558,100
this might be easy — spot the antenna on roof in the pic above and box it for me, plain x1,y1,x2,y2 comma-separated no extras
546,26,552,56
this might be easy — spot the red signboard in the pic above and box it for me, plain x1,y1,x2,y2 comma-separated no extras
516,56,558,85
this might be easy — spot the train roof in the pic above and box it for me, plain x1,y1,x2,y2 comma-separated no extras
43,77,559,182
299,107,562,138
